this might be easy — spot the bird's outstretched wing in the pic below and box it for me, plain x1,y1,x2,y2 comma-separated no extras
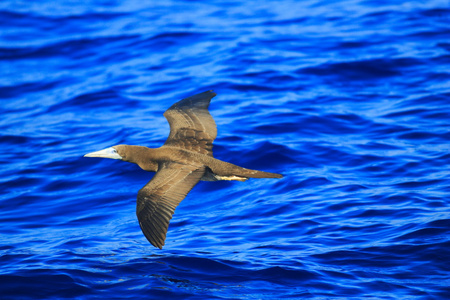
163,90,217,156
136,162,205,249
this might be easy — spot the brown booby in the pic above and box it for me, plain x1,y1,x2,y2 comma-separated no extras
84,91,282,249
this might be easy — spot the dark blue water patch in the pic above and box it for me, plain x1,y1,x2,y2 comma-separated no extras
241,141,300,168
397,131,448,141
0,134,34,146
0,9,128,34
142,32,210,51
0,273,90,299
215,82,286,93
298,176,334,189
395,92,450,109
0,176,45,191
437,42,450,52
147,256,320,292
366,122,415,140
0,80,62,99
299,58,421,81
46,88,141,112
301,114,374,136
383,108,450,123
396,226,449,243
236,71,299,87
0,34,139,60
299,143,363,167
393,179,447,189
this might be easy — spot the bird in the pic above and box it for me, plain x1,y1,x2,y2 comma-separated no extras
84,91,282,249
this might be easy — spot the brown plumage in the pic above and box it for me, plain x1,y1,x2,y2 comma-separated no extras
84,91,282,249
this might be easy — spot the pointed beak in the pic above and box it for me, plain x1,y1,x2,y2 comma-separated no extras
84,147,122,160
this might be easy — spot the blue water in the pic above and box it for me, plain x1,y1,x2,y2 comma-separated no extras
1,0,449,299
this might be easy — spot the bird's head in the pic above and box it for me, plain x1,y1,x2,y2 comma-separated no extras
84,145,128,160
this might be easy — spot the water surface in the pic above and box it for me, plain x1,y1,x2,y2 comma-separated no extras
1,0,449,299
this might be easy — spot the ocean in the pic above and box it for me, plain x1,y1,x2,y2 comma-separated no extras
1,0,449,299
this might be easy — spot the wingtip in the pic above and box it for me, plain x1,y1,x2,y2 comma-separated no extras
171,90,217,109
150,239,164,249
199,90,217,98
207,90,217,97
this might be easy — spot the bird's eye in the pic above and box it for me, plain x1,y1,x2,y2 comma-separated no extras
112,149,118,153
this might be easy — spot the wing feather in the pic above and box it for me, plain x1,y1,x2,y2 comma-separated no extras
163,91,217,156
136,162,205,249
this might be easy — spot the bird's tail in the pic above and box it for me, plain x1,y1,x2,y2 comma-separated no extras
213,169,282,182
239,168,283,179
207,159,283,181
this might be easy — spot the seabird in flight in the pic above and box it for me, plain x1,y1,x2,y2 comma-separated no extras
84,91,282,249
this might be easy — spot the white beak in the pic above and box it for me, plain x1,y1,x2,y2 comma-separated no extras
84,147,122,160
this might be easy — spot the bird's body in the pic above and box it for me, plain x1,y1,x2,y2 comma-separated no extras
84,91,282,249
115,145,279,181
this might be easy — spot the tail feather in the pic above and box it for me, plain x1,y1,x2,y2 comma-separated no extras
207,159,283,180
239,168,283,179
